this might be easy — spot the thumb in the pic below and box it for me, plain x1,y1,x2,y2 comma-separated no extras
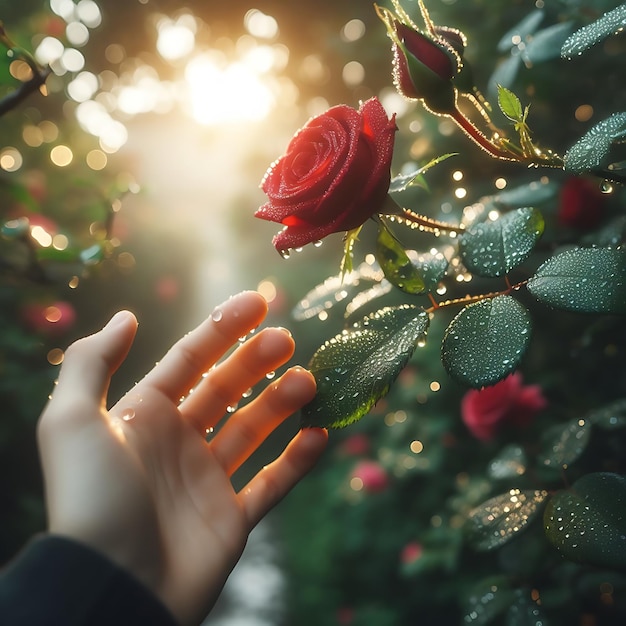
48,311,138,413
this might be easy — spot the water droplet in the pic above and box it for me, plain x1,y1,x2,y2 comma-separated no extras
242,387,253,398
205,427,214,436
211,307,223,322
226,403,238,413
121,408,136,421
265,370,276,380
280,249,291,259
313,240,323,247
238,335,247,343
600,180,614,194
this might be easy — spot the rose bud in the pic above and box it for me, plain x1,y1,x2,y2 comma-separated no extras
376,5,459,115
256,98,396,253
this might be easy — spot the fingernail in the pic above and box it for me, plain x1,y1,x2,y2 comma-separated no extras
104,310,133,330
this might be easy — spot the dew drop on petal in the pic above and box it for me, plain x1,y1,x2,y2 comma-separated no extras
211,307,223,322
266,370,276,380
121,408,136,421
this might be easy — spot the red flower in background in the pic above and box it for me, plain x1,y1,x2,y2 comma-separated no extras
256,98,396,253
558,176,607,230
350,460,389,493
461,372,546,441
21,301,76,335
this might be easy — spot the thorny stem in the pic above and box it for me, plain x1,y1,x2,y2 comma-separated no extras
449,107,516,162
382,207,465,234
425,278,528,313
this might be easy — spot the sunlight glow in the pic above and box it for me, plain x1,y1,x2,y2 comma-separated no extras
184,55,274,125
157,16,196,60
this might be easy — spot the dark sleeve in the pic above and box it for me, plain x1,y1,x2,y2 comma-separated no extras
0,535,178,626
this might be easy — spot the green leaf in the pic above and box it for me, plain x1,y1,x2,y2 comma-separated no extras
588,398,626,430
561,4,626,59
388,153,457,194
301,305,429,428
498,85,524,122
544,472,626,572
459,207,544,278
488,444,527,480
527,247,626,314
340,225,362,276
523,21,574,64
564,112,626,174
441,296,532,387
466,489,549,551
538,418,592,470
411,250,449,293
292,262,382,322
497,10,544,52
463,579,516,625
376,222,426,294
492,179,559,208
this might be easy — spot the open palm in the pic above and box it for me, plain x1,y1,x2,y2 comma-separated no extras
38,291,327,625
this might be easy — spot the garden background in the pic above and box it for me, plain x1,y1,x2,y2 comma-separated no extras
1,1,626,625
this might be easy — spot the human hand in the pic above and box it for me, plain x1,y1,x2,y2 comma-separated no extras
37,291,328,625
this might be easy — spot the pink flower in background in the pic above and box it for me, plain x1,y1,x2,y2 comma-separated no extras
21,301,76,335
400,541,423,564
338,433,371,457
461,372,547,441
351,460,389,493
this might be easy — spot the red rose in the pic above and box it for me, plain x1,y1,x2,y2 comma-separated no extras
558,176,607,230
461,372,547,441
256,97,396,253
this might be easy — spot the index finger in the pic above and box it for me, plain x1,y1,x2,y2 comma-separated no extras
140,291,268,402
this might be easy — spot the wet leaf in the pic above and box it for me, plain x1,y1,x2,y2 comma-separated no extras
464,579,515,625
459,207,544,278
410,250,449,293
492,179,559,208
523,21,574,64
292,262,383,321
544,472,626,572
587,398,626,430
564,112,626,174
441,296,532,387
538,418,592,470
302,305,429,428
466,489,549,551
497,10,544,52
561,4,626,59
527,247,626,314
388,153,456,193
488,444,527,480
376,223,426,294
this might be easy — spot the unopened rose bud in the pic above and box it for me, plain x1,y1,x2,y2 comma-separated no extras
391,20,458,114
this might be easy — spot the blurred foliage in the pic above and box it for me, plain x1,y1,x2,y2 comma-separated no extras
278,1,626,625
